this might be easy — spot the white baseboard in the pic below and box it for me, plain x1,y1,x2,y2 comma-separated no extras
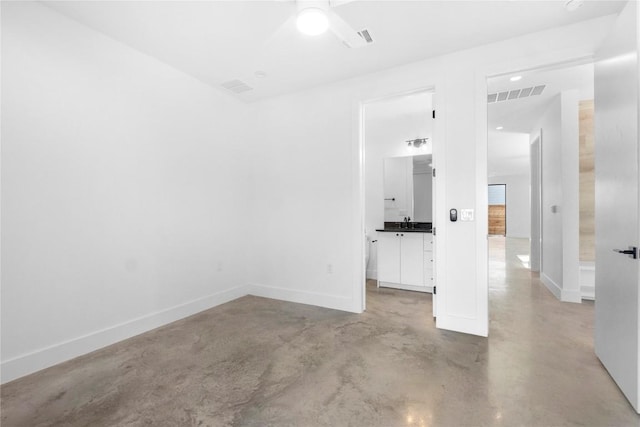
366,268,377,280
540,272,582,303
1,285,248,384
2,284,361,384
246,284,359,314
581,286,595,300
541,273,562,300
580,263,595,300
561,288,582,303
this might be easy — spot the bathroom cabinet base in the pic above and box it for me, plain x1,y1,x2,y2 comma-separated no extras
378,281,433,294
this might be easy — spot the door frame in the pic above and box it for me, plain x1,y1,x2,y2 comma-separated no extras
483,55,593,317
359,86,437,311
530,133,542,273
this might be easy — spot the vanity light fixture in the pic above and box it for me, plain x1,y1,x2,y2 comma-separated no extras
406,138,429,148
296,7,329,36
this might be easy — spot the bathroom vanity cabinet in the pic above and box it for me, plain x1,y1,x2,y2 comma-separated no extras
377,230,434,293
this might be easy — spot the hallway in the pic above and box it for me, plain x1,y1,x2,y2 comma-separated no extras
1,238,638,426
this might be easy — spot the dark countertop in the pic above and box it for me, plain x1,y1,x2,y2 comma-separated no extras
376,228,432,233
376,221,432,233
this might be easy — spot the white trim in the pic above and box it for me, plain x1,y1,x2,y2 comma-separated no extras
541,272,562,300
580,262,596,300
561,288,583,303
581,287,595,300
378,282,433,293
366,268,377,280
1,285,248,384
246,284,357,313
354,99,366,313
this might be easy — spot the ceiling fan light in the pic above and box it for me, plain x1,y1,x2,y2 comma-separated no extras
296,8,329,36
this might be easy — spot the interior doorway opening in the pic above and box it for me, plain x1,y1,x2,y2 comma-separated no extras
360,88,436,315
487,59,595,305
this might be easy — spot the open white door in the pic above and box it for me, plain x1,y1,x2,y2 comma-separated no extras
432,166,437,318
594,0,640,413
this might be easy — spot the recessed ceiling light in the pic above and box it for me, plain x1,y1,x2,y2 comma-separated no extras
510,75,522,82
296,8,329,36
254,71,267,79
496,126,504,130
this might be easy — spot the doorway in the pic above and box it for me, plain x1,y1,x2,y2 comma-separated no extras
360,88,435,313
487,61,594,303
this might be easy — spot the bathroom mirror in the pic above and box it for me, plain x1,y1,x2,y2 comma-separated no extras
383,155,432,222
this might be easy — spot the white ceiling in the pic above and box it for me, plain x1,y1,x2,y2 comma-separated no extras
488,62,594,133
44,0,625,103
487,62,594,177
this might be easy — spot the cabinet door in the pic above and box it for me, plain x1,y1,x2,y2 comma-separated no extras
377,233,400,283
424,233,434,285
424,251,433,282
400,233,424,287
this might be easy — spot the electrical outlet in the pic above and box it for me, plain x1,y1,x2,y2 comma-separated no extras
327,264,333,274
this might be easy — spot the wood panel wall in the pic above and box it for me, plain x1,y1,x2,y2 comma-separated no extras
579,99,595,262
489,205,506,235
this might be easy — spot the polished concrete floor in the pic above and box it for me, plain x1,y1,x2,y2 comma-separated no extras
2,237,639,426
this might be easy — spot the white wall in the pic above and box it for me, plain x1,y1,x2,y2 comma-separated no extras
531,90,581,302
248,16,615,336
1,2,252,382
488,175,531,238
488,131,530,177
488,131,530,239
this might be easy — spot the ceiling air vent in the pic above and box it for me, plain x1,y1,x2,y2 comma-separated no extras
488,84,546,103
221,79,253,94
507,90,520,100
357,29,374,44
519,87,533,98
531,85,546,96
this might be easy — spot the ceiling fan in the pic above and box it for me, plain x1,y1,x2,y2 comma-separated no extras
288,0,371,48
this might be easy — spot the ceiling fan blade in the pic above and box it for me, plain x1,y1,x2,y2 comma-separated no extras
326,9,367,48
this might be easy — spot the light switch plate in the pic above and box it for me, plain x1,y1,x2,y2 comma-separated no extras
461,209,474,221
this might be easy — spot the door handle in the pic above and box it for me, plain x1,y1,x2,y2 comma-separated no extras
613,247,637,259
